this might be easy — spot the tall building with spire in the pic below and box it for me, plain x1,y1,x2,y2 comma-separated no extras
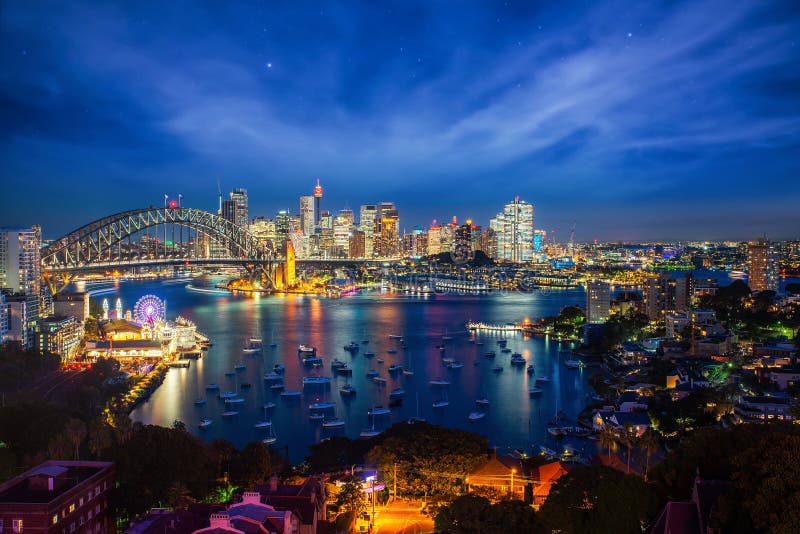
313,179,323,227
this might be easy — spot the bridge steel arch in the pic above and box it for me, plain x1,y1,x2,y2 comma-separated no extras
41,207,277,289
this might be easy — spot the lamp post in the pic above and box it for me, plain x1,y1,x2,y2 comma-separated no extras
366,475,376,532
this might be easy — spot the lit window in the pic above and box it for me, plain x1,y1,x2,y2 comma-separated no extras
69,504,76,513
52,515,58,525
12,519,22,533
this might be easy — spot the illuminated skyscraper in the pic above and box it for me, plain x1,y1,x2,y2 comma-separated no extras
359,205,377,257
0,227,41,296
300,196,315,236
229,188,248,227
489,197,534,262
313,179,323,226
747,238,778,291
586,280,611,324
427,222,442,255
374,202,400,258
533,230,546,253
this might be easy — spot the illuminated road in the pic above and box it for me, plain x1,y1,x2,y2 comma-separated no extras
373,502,434,534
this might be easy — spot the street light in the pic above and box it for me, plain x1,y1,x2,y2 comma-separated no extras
366,475,376,532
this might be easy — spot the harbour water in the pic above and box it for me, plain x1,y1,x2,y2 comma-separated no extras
106,279,592,460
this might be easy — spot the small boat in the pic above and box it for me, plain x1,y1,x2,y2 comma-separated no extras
302,376,331,385
336,365,353,375
564,360,582,369
527,365,535,374
366,370,379,378
511,352,522,358
331,359,346,369
447,362,464,369
309,402,336,410
475,397,490,406
432,400,450,408
234,363,246,370
270,382,285,391
372,376,388,384
249,337,263,344
339,384,357,396
262,402,276,409
273,364,285,373
242,346,260,354
563,444,578,457
309,412,325,421
441,357,456,364
224,371,236,377
468,411,486,421
343,342,359,352
219,391,238,399
298,344,316,354
225,397,245,404
376,358,385,364
194,398,207,406
539,446,557,457
497,338,507,345
475,341,484,346
322,418,345,428
240,382,251,389
280,390,302,397
402,368,414,376
500,348,512,354
221,411,239,417
535,376,551,383
302,356,323,365
198,418,212,428
387,349,398,354
492,365,503,372
206,383,219,390
388,364,403,373
360,428,381,438
254,420,272,429
389,388,405,397
529,387,543,396
262,437,277,445
483,351,496,358
510,356,526,366
389,334,402,340
368,406,391,416
429,379,450,386
363,351,376,358
264,372,283,382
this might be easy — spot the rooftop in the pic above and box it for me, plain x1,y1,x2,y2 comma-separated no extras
0,460,113,504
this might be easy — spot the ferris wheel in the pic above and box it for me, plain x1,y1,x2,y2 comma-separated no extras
133,295,166,325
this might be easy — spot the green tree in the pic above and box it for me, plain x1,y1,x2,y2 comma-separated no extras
599,426,618,461
87,417,113,459
639,430,660,481
434,494,492,534
538,465,659,534
233,442,272,489
334,475,367,518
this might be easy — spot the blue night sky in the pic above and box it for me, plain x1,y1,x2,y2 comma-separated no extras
1,1,799,241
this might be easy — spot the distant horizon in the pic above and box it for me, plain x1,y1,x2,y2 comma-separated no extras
2,1,799,239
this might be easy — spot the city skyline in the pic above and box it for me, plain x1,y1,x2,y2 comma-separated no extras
2,1,800,240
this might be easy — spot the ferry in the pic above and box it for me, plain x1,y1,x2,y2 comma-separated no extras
198,418,213,428
467,321,520,332
468,411,486,421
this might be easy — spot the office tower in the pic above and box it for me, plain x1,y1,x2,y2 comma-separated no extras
333,213,352,256
221,199,237,224
533,230,546,253
474,228,497,258
643,273,677,321
359,205,377,258
230,188,248,226
747,238,778,291
586,280,611,324
675,273,693,312
427,222,442,255
453,223,474,261
489,197,534,262
313,179,323,226
339,208,354,225
0,227,42,295
374,202,400,257
300,196,315,235
319,210,333,230
349,230,365,259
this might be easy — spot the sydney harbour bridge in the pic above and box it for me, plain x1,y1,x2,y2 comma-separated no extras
40,206,377,293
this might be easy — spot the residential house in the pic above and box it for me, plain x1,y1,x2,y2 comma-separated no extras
254,477,326,534
734,395,793,422
529,462,570,509
592,410,651,436
649,476,731,534
466,454,525,501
